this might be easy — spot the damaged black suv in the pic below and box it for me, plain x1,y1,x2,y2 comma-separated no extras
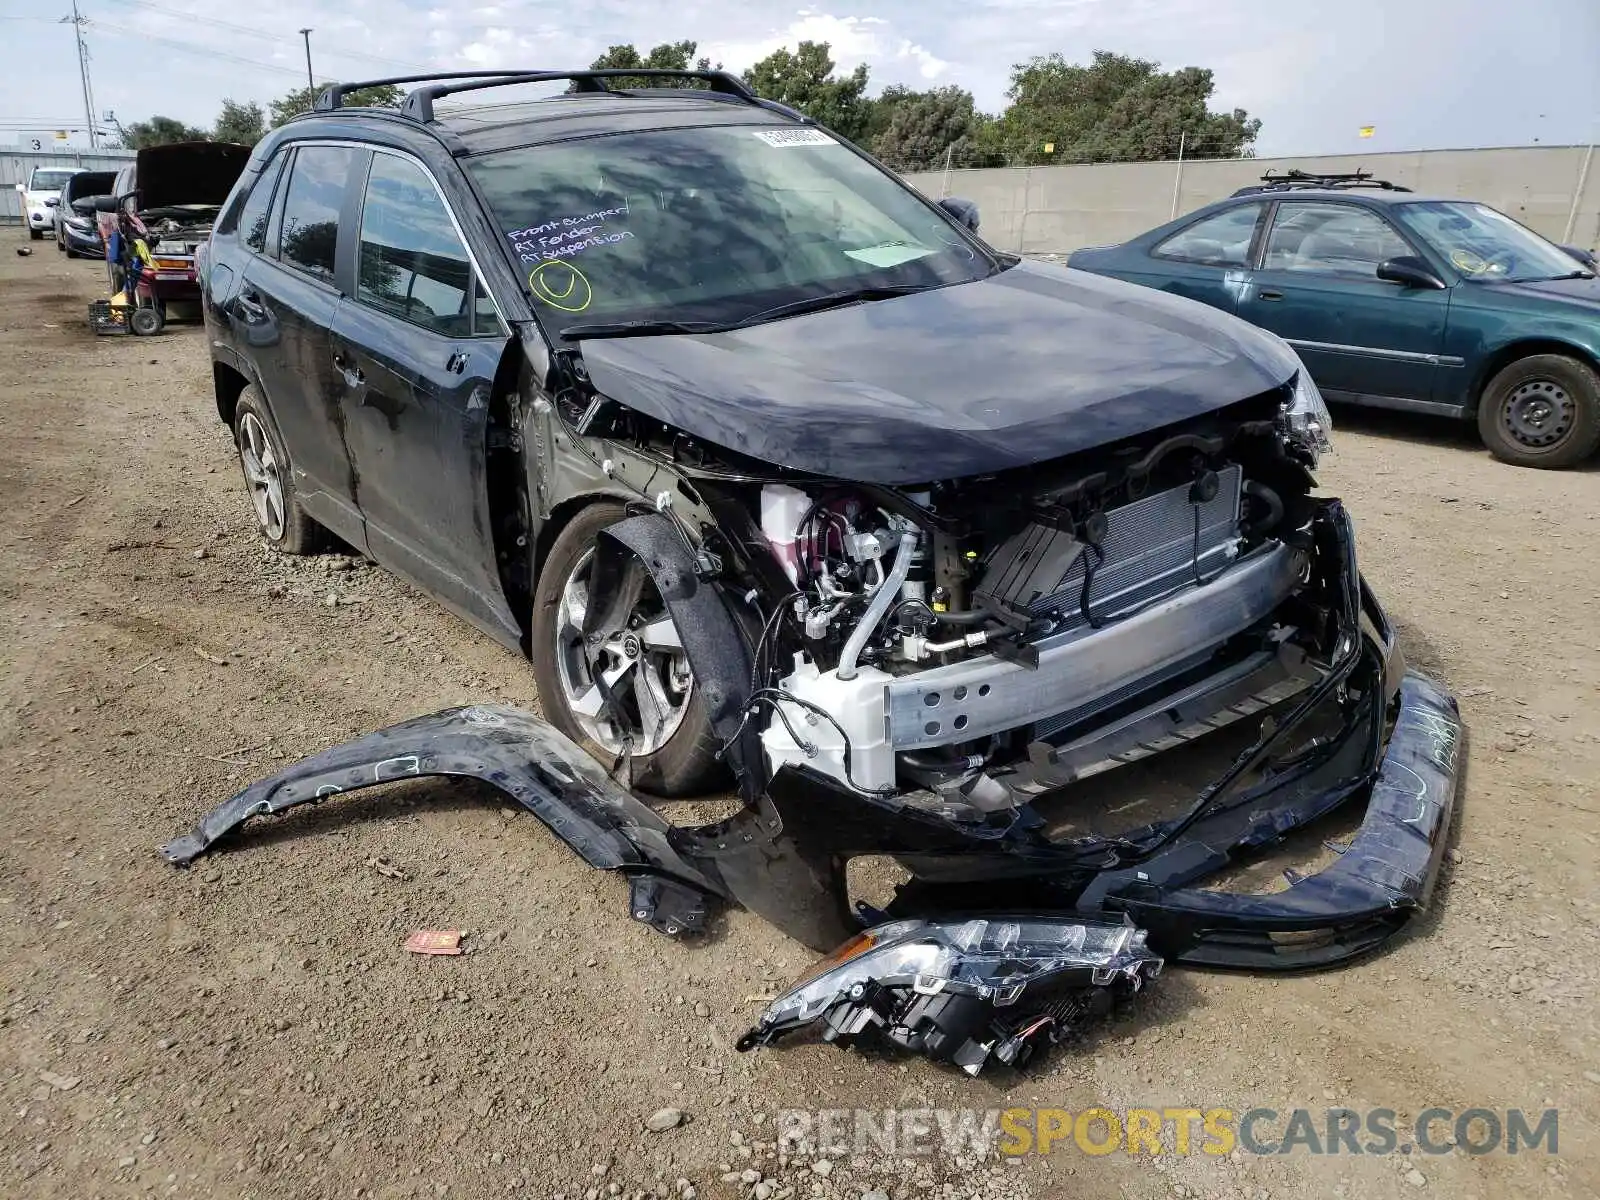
188,70,1460,1072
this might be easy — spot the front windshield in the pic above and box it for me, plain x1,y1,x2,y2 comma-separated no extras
1398,201,1589,282
467,123,993,329
30,169,76,192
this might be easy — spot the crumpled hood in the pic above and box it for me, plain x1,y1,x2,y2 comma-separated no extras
135,141,251,211
576,260,1298,484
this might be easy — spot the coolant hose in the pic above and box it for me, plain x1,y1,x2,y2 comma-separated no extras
934,606,990,625
836,531,919,681
1243,481,1285,536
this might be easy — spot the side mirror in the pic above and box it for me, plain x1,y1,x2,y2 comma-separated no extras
92,195,120,213
13,183,24,193
72,196,103,216
1558,243,1598,271
1377,255,1446,289
938,196,980,234
44,196,59,207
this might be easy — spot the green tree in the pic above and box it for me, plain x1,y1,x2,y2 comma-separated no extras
269,83,404,127
744,42,871,143
993,50,1260,165
122,116,211,149
588,40,721,88
861,83,916,145
213,98,266,146
870,86,985,170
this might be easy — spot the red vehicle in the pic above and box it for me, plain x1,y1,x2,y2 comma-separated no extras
100,141,250,314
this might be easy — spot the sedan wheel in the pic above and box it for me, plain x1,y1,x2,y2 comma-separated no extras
1499,379,1573,450
1477,353,1600,469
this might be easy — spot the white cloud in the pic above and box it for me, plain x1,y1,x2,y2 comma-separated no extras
897,40,950,80
703,11,897,76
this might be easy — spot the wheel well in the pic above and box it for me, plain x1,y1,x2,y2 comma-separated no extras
213,361,250,428
1470,340,1600,414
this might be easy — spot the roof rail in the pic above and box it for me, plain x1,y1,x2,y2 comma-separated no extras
1232,168,1413,196
392,69,760,123
314,72,543,113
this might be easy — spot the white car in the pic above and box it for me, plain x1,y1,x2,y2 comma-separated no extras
15,167,78,241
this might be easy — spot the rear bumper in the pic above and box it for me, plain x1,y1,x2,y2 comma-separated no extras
147,273,201,302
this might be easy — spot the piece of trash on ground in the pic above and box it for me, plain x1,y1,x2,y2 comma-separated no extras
404,930,463,956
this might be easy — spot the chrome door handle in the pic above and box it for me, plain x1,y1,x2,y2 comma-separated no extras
1258,289,1285,301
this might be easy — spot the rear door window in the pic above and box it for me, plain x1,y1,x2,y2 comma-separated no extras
224,153,286,252
276,145,356,284
1153,204,1265,266
356,153,497,337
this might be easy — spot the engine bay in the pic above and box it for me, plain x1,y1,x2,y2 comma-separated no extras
742,416,1331,812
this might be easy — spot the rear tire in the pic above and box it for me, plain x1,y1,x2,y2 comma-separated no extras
1476,354,1600,469
233,387,324,555
529,502,726,798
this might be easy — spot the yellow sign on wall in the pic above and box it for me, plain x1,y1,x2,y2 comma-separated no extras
1358,126,1375,138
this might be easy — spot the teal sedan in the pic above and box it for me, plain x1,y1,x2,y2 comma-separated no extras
1068,184,1600,468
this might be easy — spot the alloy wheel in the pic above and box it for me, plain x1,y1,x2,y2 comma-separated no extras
237,411,287,542
553,548,694,757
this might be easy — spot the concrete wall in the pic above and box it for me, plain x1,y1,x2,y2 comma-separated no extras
2,149,137,223
903,144,1600,257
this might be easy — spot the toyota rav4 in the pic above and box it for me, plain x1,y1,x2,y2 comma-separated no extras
189,71,1460,997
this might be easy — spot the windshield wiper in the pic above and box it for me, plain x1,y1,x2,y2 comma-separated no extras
559,319,730,341
731,282,938,329
1536,270,1594,281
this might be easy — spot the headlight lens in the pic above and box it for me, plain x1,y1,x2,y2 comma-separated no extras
1282,362,1334,462
737,915,1162,1069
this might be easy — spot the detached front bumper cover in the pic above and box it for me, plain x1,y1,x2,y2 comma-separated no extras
158,502,1461,1070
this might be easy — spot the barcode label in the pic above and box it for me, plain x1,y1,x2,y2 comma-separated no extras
751,128,835,148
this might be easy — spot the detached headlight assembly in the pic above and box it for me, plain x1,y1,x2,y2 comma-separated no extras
1281,361,1334,463
736,916,1161,1075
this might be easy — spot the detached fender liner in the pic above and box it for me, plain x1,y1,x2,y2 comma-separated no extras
159,704,728,937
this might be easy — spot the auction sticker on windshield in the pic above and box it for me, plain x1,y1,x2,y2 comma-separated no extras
752,129,835,148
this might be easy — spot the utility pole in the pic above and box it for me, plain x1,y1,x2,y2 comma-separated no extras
300,28,315,90
1169,130,1187,219
60,0,98,149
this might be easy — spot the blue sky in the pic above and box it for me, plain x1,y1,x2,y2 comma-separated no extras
1,0,1595,155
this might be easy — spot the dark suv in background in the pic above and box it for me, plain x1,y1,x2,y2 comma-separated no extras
193,70,1458,972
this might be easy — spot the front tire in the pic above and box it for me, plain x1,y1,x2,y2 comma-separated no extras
29,227,43,241
233,387,324,554
529,503,725,797
1476,354,1600,469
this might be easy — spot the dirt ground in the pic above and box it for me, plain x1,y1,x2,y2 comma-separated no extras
2,226,1597,1200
